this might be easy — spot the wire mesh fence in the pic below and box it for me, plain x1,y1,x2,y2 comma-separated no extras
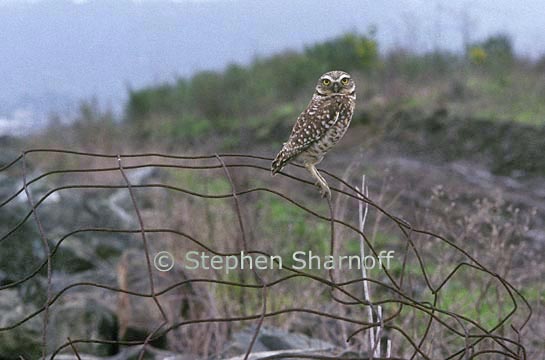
0,149,532,359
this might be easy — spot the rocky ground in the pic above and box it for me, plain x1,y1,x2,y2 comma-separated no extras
0,113,544,359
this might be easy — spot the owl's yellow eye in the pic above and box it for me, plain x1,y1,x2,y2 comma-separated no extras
322,79,331,86
341,77,350,85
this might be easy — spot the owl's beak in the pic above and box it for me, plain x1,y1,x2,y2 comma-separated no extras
333,83,340,92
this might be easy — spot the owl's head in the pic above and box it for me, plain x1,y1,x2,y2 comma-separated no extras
315,70,355,96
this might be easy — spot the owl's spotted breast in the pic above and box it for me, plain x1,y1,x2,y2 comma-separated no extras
295,94,354,164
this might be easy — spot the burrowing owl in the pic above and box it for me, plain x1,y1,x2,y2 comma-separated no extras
271,70,356,198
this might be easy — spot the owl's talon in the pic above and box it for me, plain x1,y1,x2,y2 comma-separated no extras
318,184,331,199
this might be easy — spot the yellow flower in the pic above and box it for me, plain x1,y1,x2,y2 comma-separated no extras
469,47,487,64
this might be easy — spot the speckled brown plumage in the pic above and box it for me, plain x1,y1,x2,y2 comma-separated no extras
271,70,356,198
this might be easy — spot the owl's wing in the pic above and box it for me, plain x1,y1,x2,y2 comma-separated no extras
271,97,341,173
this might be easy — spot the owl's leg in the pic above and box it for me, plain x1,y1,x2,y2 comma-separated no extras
305,163,331,198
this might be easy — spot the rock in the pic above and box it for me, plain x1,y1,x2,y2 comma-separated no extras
49,345,194,360
47,297,118,357
0,289,42,359
223,326,334,358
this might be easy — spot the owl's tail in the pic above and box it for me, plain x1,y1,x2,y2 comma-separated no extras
271,148,289,175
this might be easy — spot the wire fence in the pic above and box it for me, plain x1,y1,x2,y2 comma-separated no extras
0,149,532,359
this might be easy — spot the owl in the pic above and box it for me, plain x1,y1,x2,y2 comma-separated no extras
271,70,356,198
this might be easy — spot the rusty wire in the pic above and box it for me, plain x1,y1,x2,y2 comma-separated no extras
0,149,532,359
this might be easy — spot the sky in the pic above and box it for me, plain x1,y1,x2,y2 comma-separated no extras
0,0,544,135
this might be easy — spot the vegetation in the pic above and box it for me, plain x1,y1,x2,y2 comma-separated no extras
121,32,544,150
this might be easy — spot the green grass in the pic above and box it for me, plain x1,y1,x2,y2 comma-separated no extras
166,168,231,195
437,279,515,331
259,196,331,258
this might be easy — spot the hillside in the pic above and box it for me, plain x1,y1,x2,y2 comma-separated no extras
33,32,545,175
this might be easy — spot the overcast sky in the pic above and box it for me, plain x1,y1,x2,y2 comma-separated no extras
0,0,544,131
